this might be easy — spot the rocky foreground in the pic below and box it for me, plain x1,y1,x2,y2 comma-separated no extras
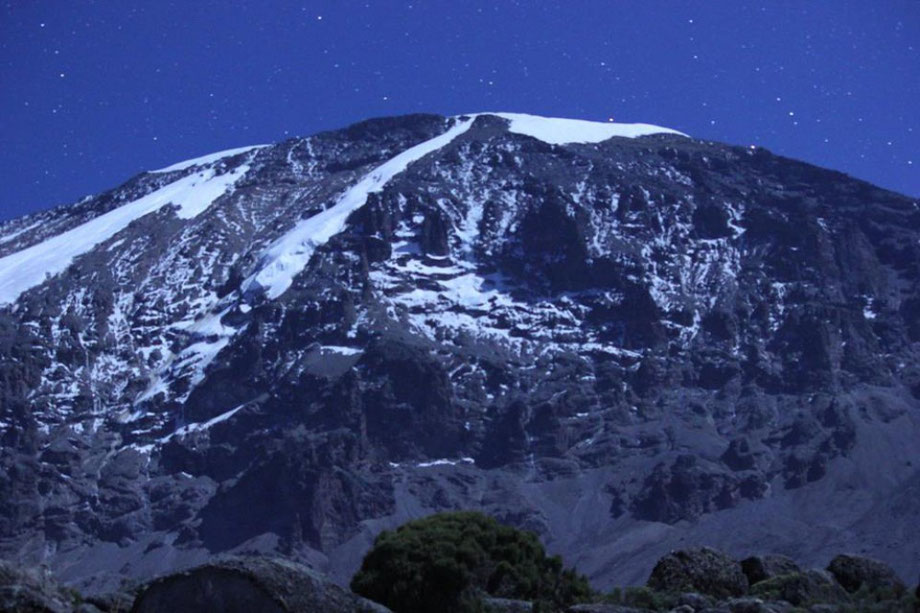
1,548,916,612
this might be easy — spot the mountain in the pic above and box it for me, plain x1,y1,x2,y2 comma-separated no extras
0,112,917,594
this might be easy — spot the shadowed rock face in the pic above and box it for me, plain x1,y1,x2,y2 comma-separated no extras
0,112,918,592
740,554,801,586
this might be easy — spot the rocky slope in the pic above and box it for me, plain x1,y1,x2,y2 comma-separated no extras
1,548,914,612
0,112,917,593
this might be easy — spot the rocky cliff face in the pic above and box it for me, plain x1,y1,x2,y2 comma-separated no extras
0,112,917,592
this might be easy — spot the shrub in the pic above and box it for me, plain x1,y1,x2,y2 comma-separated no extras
350,511,592,613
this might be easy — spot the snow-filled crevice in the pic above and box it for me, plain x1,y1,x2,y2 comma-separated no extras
243,117,475,300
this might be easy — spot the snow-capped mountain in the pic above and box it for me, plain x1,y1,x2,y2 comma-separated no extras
0,112,918,591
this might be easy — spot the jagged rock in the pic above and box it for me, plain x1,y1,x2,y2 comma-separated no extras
740,555,801,586
0,560,75,613
748,569,849,607
647,547,749,598
130,556,390,613
825,554,906,597
631,455,768,523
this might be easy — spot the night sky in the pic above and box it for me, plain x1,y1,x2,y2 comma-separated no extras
1,1,917,222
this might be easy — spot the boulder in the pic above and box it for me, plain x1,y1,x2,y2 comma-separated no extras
740,555,801,586
647,547,749,598
130,556,390,613
748,569,849,607
482,597,533,612
826,553,906,596
0,560,74,613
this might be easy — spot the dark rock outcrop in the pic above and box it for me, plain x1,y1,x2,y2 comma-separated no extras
646,547,749,599
826,553,906,597
631,455,767,523
130,556,389,613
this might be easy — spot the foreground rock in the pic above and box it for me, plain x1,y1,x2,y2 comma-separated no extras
826,553,907,597
646,547,749,598
130,556,389,613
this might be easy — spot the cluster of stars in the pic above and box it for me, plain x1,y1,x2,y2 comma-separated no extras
2,3,916,221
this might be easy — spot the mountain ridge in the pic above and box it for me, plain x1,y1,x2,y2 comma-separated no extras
0,112,917,594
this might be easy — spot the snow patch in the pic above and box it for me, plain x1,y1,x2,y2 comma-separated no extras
416,457,475,468
320,345,363,355
486,112,687,144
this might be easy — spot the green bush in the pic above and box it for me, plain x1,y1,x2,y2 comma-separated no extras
350,511,592,613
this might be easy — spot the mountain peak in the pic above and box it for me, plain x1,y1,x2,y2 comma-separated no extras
0,111,917,593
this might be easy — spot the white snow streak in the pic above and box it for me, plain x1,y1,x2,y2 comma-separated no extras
0,167,249,305
0,219,43,245
151,145,266,173
156,404,247,446
244,117,475,300
416,457,475,468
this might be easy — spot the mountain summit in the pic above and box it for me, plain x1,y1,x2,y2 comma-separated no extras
0,113,917,592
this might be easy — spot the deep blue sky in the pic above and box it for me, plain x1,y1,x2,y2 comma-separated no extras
1,1,917,222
